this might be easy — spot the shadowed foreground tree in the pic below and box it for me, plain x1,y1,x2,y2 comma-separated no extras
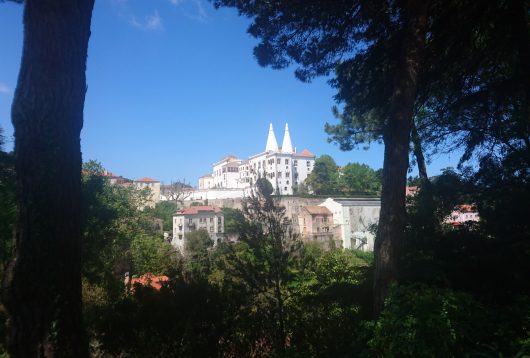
2,0,95,356
212,0,429,314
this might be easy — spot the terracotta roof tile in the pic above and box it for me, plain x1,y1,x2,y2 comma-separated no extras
176,205,221,215
136,177,159,183
129,273,169,291
294,149,315,158
304,206,332,216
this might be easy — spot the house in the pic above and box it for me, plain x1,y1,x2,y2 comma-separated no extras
445,204,480,225
297,206,340,248
133,177,161,208
406,186,420,196
172,205,225,252
319,198,381,251
196,123,316,198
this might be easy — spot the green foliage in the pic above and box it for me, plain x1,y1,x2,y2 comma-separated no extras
184,229,213,280
89,280,224,357
130,235,177,276
304,154,338,195
0,127,15,277
81,160,175,297
338,163,381,197
304,155,381,197
144,201,176,232
286,248,374,357
371,284,486,357
222,207,245,235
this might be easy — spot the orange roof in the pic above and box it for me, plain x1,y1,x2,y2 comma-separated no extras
304,206,332,216
177,205,221,215
136,177,159,182
129,273,169,291
455,204,477,213
295,149,315,158
406,186,419,196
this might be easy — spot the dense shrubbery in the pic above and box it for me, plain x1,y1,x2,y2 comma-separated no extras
1,154,529,356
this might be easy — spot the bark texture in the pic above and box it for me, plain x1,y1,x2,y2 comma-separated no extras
411,119,428,182
2,0,94,356
373,0,428,316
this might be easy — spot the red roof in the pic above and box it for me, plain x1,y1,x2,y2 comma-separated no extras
455,204,477,213
129,273,169,291
304,206,332,216
295,149,315,157
136,177,159,182
177,205,221,215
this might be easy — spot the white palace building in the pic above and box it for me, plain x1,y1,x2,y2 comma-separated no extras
192,123,316,200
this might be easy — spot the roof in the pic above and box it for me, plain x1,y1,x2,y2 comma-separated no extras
323,197,381,206
135,177,159,183
129,273,169,291
303,206,332,216
176,205,222,215
406,186,419,196
455,204,477,213
294,149,315,158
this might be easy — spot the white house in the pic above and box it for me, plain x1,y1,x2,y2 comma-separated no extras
171,205,225,252
199,123,316,197
319,198,381,251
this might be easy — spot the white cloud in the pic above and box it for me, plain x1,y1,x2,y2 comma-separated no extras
169,0,185,5
130,10,163,31
0,83,10,94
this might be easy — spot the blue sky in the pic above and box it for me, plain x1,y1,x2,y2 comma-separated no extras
0,0,460,185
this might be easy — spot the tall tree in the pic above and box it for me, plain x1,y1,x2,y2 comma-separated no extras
212,0,429,314
304,154,338,195
2,0,94,356
338,163,381,196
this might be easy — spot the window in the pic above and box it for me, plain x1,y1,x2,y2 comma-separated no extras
210,217,213,223
294,160,298,166
277,158,281,164
286,172,290,177
210,227,214,233
307,161,311,166
285,159,289,164
178,225,182,231
178,235,183,240
284,186,287,191
188,218,193,224
286,180,289,185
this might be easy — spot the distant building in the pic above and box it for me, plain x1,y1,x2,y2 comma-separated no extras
196,123,316,198
297,206,339,248
406,186,420,197
319,198,381,251
171,206,225,252
445,204,480,225
133,177,161,208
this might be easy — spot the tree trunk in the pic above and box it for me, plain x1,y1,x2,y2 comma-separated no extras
2,0,94,356
411,119,429,183
373,0,428,316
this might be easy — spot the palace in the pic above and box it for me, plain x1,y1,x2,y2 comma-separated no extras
198,123,316,196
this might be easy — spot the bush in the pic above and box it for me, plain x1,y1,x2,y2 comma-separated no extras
371,284,486,357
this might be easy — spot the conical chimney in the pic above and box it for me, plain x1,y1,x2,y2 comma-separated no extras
281,123,293,153
265,123,279,152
